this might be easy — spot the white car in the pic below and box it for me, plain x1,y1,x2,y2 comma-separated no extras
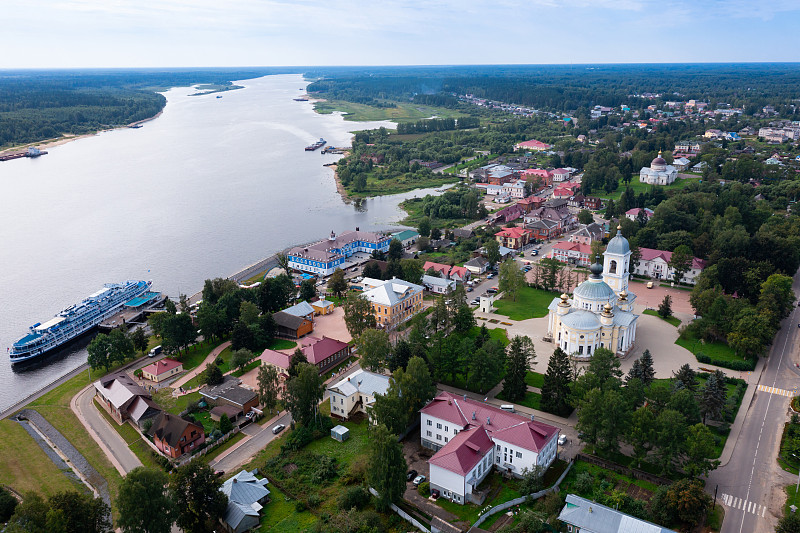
413,475,426,486
272,424,286,434
558,434,567,446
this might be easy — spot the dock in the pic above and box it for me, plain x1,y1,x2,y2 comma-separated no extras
97,292,166,332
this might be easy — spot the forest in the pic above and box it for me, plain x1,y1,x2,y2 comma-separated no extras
0,68,292,148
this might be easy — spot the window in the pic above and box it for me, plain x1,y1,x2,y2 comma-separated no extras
436,423,442,430
427,420,432,426
427,430,432,437
445,426,449,433
437,434,442,441
445,437,448,443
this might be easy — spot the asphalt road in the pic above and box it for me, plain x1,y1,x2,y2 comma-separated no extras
209,410,293,474
706,271,800,533
73,385,143,474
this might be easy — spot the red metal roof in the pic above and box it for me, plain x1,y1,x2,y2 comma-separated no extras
260,348,290,370
429,426,494,476
141,358,182,376
638,247,705,270
301,336,349,365
494,227,532,239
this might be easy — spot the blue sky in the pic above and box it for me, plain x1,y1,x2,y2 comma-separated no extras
3,0,800,68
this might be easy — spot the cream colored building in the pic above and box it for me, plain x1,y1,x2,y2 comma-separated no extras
362,278,424,330
639,151,678,185
547,228,638,359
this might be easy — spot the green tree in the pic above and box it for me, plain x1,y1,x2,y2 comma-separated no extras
758,273,796,320
541,347,573,417
238,300,260,326
502,336,535,402
362,261,382,280
299,279,317,302
453,303,476,334
664,478,712,526
108,327,135,366
684,423,720,477
404,356,437,416
668,245,693,286
777,513,800,533
388,238,404,261
576,388,604,446
6,492,49,532
165,298,177,314
161,313,196,355
288,348,308,378
284,362,325,427
485,239,501,267
257,364,280,414
604,198,617,220
499,259,526,301
230,348,253,373
367,424,407,511
596,388,630,455
204,362,223,385
355,328,391,372
218,413,233,433
578,209,594,225
196,304,228,342
400,259,424,285
371,378,408,434
131,327,149,355
418,216,432,238
673,364,697,392
570,347,622,404
117,467,174,533
276,252,291,275
169,462,228,533
657,294,673,318
87,333,113,372
699,371,726,423
654,408,687,473
342,293,377,337
47,491,112,533
626,405,656,467
0,486,18,523
328,268,348,298
468,340,505,394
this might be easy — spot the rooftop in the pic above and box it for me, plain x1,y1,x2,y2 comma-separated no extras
328,369,390,398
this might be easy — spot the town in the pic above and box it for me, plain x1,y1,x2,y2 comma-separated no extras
3,63,800,533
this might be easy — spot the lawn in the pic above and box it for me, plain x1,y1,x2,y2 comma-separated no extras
675,329,750,366
92,398,163,470
0,419,84,496
177,341,222,372
468,326,511,346
267,338,298,351
496,390,542,411
258,484,317,532
313,99,470,123
436,471,523,525
347,171,461,198
642,309,681,327
525,372,545,389
202,431,246,463
152,389,202,416
785,485,800,516
592,174,701,203
493,286,560,321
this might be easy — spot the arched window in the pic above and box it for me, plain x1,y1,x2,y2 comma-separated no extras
610,260,617,274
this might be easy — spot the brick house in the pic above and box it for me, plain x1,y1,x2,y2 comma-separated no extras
495,227,533,250
148,412,205,459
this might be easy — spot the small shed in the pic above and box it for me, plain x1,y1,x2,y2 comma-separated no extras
331,425,350,442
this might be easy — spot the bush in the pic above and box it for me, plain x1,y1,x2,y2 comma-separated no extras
573,471,595,495
185,401,201,415
307,493,323,508
218,414,233,434
341,461,368,485
695,352,756,371
0,487,18,522
339,486,371,511
311,456,339,484
295,500,307,512
418,481,430,497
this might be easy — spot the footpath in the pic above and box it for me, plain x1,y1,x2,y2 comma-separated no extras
171,341,231,389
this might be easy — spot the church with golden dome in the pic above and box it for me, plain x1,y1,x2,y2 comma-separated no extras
639,150,678,185
547,227,638,360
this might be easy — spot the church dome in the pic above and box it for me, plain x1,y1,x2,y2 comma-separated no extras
573,277,617,302
650,150,667,171
561,310,602,330
606,226,630,255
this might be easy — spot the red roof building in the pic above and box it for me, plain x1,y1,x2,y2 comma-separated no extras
141,358,184,383
550,241,593,267
300,336,352,373
423,261,471,282
514,139,551,152
421,392,560,504
633,247,706,285
494,227,533,250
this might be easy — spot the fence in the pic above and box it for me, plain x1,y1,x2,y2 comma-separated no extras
575,453,673,486
369,487,431,533
174,427,240,467
468,460,574,531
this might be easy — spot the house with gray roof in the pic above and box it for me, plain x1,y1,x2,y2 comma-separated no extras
200,376,259,420
220,469,271,533
282,300,315,321
328,369,390,421
558,493,677,532
94,371,157,425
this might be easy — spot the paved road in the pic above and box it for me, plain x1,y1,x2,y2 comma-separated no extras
706,271,800,533
73,385,143,475
209,410,293,473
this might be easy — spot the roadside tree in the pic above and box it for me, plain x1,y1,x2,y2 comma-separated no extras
230,348,253,373
499,259,526,301
257,364,280,414
541,347,573,417
299,279,317,303
342,293,377,337
367,424,407,512
485,239,501,267
204,362,223,385
170,462,227,533
131,327,149,355
117,467,174,533
502,336,535,402
327,268,348,298
657,295,673,318
355,328,391,372
668,245,693,286
284,362,324,427
578,209,594,225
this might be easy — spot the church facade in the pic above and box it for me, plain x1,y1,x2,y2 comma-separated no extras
639,151,678,185
547,228,638,360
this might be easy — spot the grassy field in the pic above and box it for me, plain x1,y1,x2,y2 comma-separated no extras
345,172,461,198
436,471,523,524
258,484,317,532
675,329,746,364
152,389,202,416
525,371,545,389
399,196,476,229
493,286,560,321
177,341,222,372
92,398,162,471
0,419,84,496
269,339,298,351
202,431,246,463
313,99,470,123
642,309,681,327
592,174,701,203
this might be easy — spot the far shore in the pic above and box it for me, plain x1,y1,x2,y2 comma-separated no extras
0,110,164,156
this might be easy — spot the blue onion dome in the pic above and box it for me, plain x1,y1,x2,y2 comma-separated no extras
606,225,630,255
589,258,603,278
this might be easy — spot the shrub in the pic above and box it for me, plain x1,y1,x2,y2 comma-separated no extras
339,486,371,511
0,487,18,522
418,481,430,497
341,461,368,485
307,493,323,508
295,500,307,512
218,414,233,434
311,456,339,484
185,401,201,415
573,471,595,495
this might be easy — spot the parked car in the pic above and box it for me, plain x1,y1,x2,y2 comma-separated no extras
487,288,498,294
558,434,567,446
413,475,426,486
531,250,538,256
245,411,256,421
466,287,473,292
272,424,286,434
148,345,162,358
407,469,418,482
487,273,494,279
431,488,440,499
471,298,480,305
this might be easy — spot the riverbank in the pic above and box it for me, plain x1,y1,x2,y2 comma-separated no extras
0,110,164,157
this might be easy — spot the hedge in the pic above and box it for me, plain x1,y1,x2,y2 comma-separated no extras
696,353,756,371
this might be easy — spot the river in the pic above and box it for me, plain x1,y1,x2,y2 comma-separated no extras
0,74,443,412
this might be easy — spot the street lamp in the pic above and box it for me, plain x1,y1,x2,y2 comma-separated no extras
792,453,800,497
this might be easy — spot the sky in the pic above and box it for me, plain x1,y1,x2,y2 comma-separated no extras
3,0,800,68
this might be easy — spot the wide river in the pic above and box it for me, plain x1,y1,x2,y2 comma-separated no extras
0,74,440,412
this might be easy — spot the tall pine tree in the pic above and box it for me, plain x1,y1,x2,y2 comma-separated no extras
501,336,535,402
541,347,573,417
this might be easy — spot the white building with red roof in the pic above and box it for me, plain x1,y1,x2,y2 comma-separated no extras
514,139,551,152
423,261,471,283
625,207,654,221
551,168,572,182
421,392,560,504
141,358,184,383
633,247,706,285
550,241,593,267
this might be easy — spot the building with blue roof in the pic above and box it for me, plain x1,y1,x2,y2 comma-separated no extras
559,493,677,533
287,229,391,277
220,470,271,533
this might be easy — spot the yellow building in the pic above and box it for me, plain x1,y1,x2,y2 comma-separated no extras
362,278,424,330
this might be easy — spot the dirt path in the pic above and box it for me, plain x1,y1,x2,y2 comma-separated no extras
171,341,231,388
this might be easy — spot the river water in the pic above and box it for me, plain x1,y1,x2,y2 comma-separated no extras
0,74,437,411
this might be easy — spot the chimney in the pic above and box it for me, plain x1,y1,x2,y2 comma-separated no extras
233,479,237,483
448,399,452,405
486,417,491,425
356,226,360,231
530,414,535,422
472,411,476,420
463,394,467,401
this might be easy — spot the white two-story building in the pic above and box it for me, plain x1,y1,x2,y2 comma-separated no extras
328,369,389,421
421,392,560,505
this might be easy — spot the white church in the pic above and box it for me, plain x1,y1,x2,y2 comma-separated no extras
639,150,678,185
547,227,638,360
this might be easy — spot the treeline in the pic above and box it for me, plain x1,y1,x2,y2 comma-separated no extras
396,116,480,134
0,68,294,148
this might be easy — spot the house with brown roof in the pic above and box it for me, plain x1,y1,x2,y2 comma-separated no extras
421,392,560,504
93,371,160,426
200,376,259,421
272,311,313,339
141,358,184,383
148,412,205,459
300,336,352,373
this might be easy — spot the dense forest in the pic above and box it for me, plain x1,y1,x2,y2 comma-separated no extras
0,68,293,148
306,64,800,118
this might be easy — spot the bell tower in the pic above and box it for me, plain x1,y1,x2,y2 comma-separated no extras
603,225,631,293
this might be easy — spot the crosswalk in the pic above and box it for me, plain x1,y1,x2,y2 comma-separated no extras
720,494,767,517
757,384,795,397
